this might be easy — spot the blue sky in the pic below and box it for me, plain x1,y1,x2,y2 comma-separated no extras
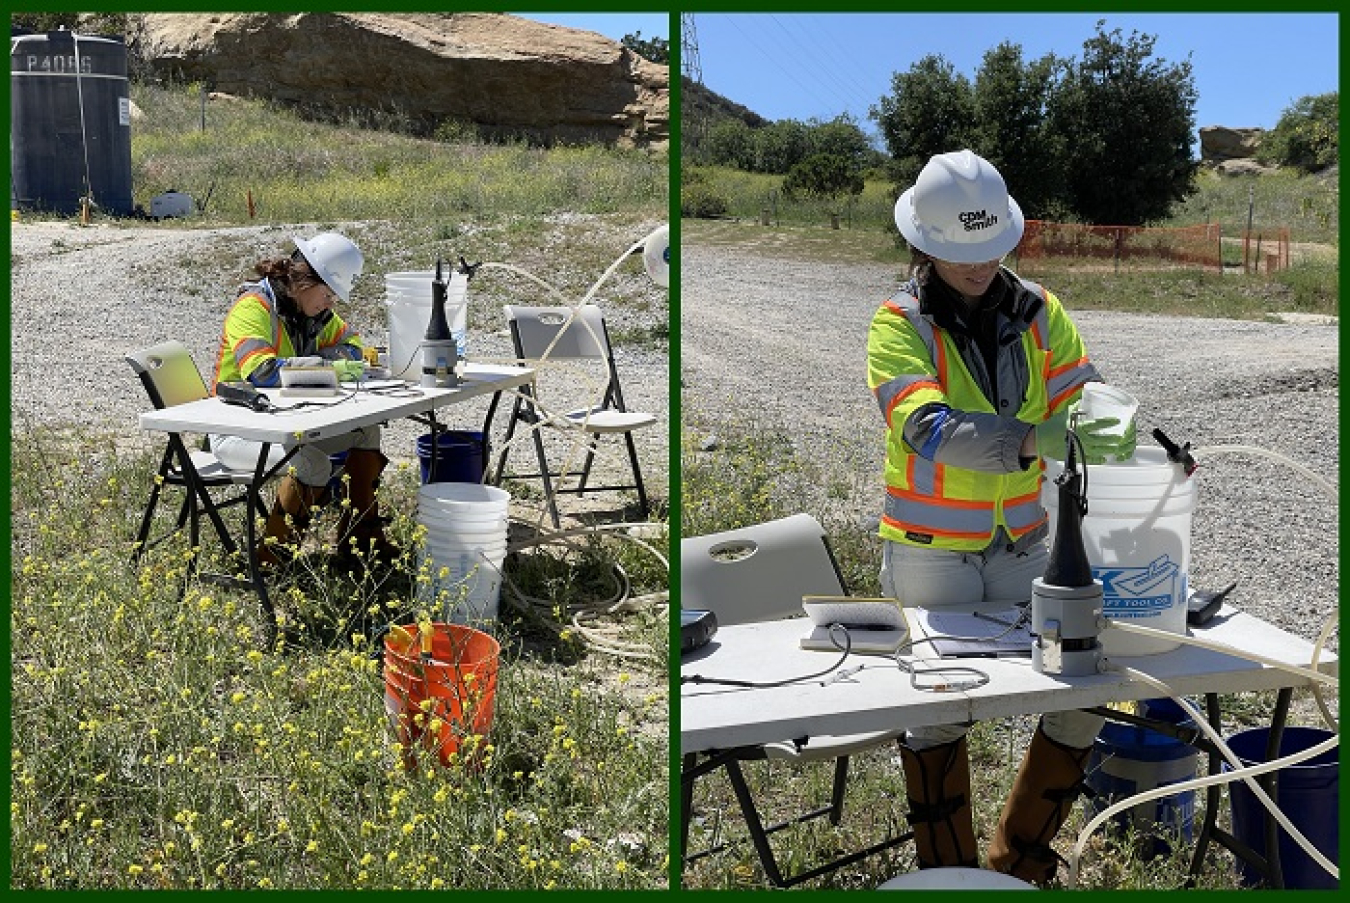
688,13,1338,152
515,12,670,43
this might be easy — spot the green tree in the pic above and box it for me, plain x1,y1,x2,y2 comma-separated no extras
621,31,668,65
1046,22,1198,225
781,152,865,206
870,55,976,191
1256,92,1338,173
699,118,757,170
972,42,1067,219
806,114,872,164
753,118,813,174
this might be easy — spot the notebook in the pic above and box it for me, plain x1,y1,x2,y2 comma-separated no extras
279,365,342,397
799,595,911,655
912,607,1034,658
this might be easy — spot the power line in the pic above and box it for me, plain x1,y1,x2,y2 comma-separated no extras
722,14,842,121
768,14,875,120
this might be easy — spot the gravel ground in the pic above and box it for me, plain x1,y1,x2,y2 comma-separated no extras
11,218,670,518
682,241,1339,649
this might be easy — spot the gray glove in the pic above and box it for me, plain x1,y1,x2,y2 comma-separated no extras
284,356,326,368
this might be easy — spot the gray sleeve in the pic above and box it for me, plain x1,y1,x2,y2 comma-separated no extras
903,402,1034,474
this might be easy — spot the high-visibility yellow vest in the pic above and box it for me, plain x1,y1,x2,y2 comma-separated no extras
212,279,361,388
868,273,1097,551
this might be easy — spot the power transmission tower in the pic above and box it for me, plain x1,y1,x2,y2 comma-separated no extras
680,13,702,85
680,13,705,153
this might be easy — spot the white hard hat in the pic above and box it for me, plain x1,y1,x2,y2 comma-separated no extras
642,224,669,288
894,150,1024,264
292,232,364,302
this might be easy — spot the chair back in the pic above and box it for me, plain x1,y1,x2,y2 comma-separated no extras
125,340,211,410
505,304,610,362
682,513,848,625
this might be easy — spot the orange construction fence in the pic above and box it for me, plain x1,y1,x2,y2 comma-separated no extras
1241,228,1291,275
1015,220,1223,274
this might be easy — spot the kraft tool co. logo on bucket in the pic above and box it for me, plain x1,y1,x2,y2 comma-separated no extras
1096,554,1185,617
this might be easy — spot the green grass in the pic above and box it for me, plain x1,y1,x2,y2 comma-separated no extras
12,79,670,890
11,429,669,889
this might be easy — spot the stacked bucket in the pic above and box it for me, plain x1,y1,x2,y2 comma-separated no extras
417,482,511,626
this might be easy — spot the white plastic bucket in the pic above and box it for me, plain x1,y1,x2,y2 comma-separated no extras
415,482,511,626
417,507,508,532
385,270,468,379
1043,446,1196,656
419,549,506,626
418,482,510,512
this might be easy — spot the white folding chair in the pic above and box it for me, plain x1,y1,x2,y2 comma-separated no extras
125,341,259,562
681,513,910,887
494,304,657,526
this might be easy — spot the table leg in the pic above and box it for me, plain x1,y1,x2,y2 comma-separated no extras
1259,689,1292,889
480,390,503,483
246,443,277,641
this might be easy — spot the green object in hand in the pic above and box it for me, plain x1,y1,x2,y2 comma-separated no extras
1034,409,1072,460
1074,409,1137,464
332,359,365,382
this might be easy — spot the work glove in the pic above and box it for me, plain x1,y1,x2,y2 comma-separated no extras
284,356,326,368
1033,408,1072,460
1072,403,1138,464
332,359,366,382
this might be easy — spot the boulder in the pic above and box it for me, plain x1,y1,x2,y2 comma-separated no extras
1199,125,1264,163
136,12,668,149
1215,158,1279,178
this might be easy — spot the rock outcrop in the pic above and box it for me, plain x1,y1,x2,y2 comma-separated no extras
1199,125,1264,163
136,12,668,150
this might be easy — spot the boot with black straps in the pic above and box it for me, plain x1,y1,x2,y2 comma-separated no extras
897,735,979,869
334,448,399,569
987,719,1094,885
257,475,329,567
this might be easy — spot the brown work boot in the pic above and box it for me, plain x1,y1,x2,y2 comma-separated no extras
897,735,979,869
987,720,1094,885
257,475,328,567
334,449,399,568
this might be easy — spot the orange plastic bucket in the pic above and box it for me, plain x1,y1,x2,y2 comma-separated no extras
383,623,500,769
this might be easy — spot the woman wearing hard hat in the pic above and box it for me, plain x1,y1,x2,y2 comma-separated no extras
867,150,1133,884
210,231,396,570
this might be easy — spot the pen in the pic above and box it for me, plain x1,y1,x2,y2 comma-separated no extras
972,611,1018,629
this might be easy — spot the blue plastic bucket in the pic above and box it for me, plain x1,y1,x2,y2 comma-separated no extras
1225,726,1338,889
1086,698,1197,857
416,431,484,485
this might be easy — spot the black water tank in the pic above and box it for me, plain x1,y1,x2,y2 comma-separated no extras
11,30,134,216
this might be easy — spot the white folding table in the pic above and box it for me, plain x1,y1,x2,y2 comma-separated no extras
138,364,535,632
681,606,1337,888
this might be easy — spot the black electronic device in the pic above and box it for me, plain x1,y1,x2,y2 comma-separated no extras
1187,581,1236,626
216,381,272,412
681,609,718,654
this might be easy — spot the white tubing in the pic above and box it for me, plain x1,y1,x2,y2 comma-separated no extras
1106,620,1338,689
1189,443,1339,733
1066,663,1338,887
1192,444,1337,500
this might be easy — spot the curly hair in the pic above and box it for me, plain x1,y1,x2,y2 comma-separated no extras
252,253,322,299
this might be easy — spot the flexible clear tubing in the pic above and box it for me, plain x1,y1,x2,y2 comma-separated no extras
446,229,670,659
1064,443,1339,887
